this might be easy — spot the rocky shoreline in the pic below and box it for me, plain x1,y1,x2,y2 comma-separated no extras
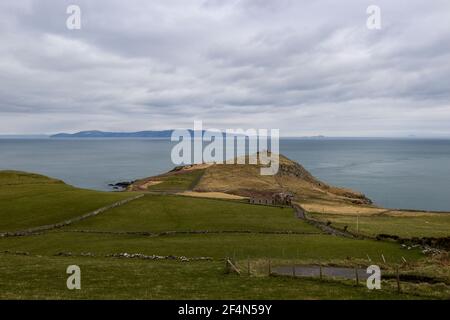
108,180,136,190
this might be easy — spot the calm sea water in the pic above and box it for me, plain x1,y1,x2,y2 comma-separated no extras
1,138,449,212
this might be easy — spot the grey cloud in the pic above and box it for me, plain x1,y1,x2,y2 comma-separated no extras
0,0,449,136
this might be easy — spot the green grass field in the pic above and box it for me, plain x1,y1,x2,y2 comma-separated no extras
0,171,447,299
0,254,424,300
0,232,421,262
146,170,204,191
65,194,319,233
309,213,450,238
0,171,135,232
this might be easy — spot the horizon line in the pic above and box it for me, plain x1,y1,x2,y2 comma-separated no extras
1,133,450,140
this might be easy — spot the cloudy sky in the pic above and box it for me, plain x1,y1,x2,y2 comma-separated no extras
0,0,449,136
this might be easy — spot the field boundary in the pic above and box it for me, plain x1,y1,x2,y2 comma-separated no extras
58,229,324,236
295,204,361,239
0,194,144,237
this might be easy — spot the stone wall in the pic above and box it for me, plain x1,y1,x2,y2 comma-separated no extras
0,194,144,237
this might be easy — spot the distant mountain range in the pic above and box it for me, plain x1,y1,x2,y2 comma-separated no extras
51,130,177,138
50,130,329,139
50,130,252,138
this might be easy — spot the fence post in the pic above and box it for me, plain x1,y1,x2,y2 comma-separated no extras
319,264,323,280
225,258,230,274
396,267,401,293
292,264,296,277
355,266,359,286
226,258,241,275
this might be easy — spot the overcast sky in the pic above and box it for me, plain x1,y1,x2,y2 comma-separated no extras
0,0,449,136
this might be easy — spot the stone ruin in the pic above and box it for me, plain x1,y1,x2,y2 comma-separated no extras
249,192,293,206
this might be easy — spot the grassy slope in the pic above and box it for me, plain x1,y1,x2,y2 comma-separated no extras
0,232,421,263
0,254,422,300
309,213,450,238
193,155,369,204
145,170,205,191
0,171,440,299
65,195,319,233
0,171,134,232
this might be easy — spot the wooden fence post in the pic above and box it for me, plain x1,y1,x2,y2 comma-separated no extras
226,258,241,275
396,267,401,293
355,266,359,286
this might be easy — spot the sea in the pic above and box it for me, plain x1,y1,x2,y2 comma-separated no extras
1,138,449,212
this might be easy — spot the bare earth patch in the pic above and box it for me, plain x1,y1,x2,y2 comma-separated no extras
301,200,386,216
302,199,448,218
138,180,163,190
177,191,248,200
178,163,213,171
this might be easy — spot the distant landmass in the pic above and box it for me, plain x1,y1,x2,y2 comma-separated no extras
51,130,176,138
50,130,250,138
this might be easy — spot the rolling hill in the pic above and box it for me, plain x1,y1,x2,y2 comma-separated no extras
0,170,135,233
130,154,372,206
